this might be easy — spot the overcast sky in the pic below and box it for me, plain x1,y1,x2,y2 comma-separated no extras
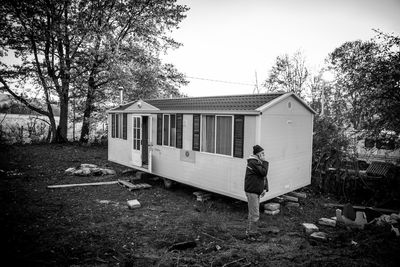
163,0,400,97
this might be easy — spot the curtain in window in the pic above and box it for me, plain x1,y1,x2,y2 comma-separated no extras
157,114,162,145
216,116,232,155
170,114,176,147
163,115,169,146
202,115,215,153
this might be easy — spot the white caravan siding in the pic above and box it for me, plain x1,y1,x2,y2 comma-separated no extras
259,95,313,200
108,114,132,166
149,114,257,201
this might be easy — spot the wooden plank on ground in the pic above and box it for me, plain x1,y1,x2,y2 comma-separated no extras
288,191,307,199
323,203,399,214
47,181,119,189
281,195,298,202
118,179,152,190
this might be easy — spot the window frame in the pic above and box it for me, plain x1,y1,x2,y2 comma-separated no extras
200,114,234,157
161,113,179,148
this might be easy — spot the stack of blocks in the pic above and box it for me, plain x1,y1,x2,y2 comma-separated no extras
264,202,280,215
193,191,212,202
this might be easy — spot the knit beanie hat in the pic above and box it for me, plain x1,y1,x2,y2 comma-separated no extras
253,145,264,155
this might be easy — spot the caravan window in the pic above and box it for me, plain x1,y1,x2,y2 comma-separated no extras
111,113,127,140
160,114,181,148
201,115,233,156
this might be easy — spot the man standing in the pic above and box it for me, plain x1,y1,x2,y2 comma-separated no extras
244,145,269,236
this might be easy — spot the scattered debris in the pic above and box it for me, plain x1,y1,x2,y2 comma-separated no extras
118,179,151,190
221,258,245,267
259,226,280,234
264,209,280,215
64,164,116,176
273,196,285,203
47,181,119,189
264,202,280,211
281,195,298,202
302,223,319,234
318,218,336,227
127,199,141,209
288,191,307,199
391,225,399,237
285,202,300,208
168,241,197,251
369,213,400,226
310,231,327,241
98,200,111,204
323,203,399,215
80,163,98,169
336,209,367,229
215,244,222,251
193,191,212,202
201,232,224,242
351,240,358,246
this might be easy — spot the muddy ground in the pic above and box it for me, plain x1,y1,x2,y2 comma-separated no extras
0,144,399,266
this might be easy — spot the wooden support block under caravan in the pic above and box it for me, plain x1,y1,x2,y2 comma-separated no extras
288,191,307,199
281,195,299,202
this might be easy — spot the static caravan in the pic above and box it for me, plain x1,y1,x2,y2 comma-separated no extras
107,92,315,202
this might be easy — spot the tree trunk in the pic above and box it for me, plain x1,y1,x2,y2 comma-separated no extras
79,77,96,143
54,92,69,143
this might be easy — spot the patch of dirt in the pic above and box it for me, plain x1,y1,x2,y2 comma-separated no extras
0,143,399,266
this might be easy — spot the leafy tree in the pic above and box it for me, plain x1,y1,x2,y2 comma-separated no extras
328,31,400,142
0,0,76,142
0,0,188,143
263,50,309,97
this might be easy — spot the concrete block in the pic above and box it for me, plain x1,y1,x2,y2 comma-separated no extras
302,223,319,234
318,218,336,227
310,231,327,241
264,202,280,211
264,209,280,215
127,199,141,209
285,202,300,208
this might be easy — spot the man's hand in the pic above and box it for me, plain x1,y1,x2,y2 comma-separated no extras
260,190,266,198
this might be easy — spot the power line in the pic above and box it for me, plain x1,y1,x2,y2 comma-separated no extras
185,75,255,86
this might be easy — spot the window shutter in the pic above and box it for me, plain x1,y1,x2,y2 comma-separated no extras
192,114,200,151
176,114,183,149
115,114,120,138
122,113,127,140
111,114,116,138
157,114,162,145
233,115,244,158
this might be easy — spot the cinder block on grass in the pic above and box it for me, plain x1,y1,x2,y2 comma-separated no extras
264,209,280,215
302,223,319,234
264,202,280,211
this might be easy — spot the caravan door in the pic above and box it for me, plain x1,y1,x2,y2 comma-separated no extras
132,116,142,167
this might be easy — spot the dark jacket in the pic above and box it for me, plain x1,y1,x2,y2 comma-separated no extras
244,155,269,195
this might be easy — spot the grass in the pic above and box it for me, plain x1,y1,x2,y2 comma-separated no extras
0,143,399,266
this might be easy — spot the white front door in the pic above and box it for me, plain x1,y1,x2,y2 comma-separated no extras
132,116,142,167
